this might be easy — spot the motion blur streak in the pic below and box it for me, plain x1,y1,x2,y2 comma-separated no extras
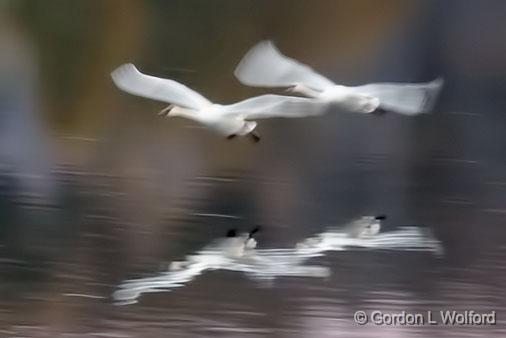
114,216,441,305
1,1,506,337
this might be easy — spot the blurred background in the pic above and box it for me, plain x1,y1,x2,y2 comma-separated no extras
1,0,506,336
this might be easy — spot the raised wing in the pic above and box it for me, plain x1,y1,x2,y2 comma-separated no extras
222,94,327,120
111,63,211,110
234,41,335,92
353,78,443,115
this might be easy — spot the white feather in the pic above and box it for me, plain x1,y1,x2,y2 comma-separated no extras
234,40,335,91
222,94,326,120
235,41,444,116
111,63,328,137
111,63,211,110
352,78,444,115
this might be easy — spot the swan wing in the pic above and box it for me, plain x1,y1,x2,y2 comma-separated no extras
111,63,211,110
222,94,326,120
353,78,443,115
234,41,335,92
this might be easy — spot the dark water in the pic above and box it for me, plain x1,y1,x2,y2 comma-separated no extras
2,1,506,337
1,164,505,337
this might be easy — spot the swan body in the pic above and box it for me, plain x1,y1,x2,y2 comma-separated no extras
167,105,256,137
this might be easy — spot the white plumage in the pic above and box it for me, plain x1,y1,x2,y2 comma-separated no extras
111,63,326,140
235,41,443,116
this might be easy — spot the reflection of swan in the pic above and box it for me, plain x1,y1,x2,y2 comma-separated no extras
296,217,444,256
113,216,443,305
113,227,330,305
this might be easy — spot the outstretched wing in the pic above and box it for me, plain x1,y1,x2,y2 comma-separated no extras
352,78,444,115
111,63,211,110
234,41,335,92
222,94,326,120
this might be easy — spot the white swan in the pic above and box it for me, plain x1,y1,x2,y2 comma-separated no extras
111,63,327,142
235,41,444,116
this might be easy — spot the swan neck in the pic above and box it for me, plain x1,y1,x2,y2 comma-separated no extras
172,106,197,119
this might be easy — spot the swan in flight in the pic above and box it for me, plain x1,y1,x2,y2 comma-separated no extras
111,63,326,142
235,41,444,116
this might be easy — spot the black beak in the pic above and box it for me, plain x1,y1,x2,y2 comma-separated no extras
375,215,387,220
